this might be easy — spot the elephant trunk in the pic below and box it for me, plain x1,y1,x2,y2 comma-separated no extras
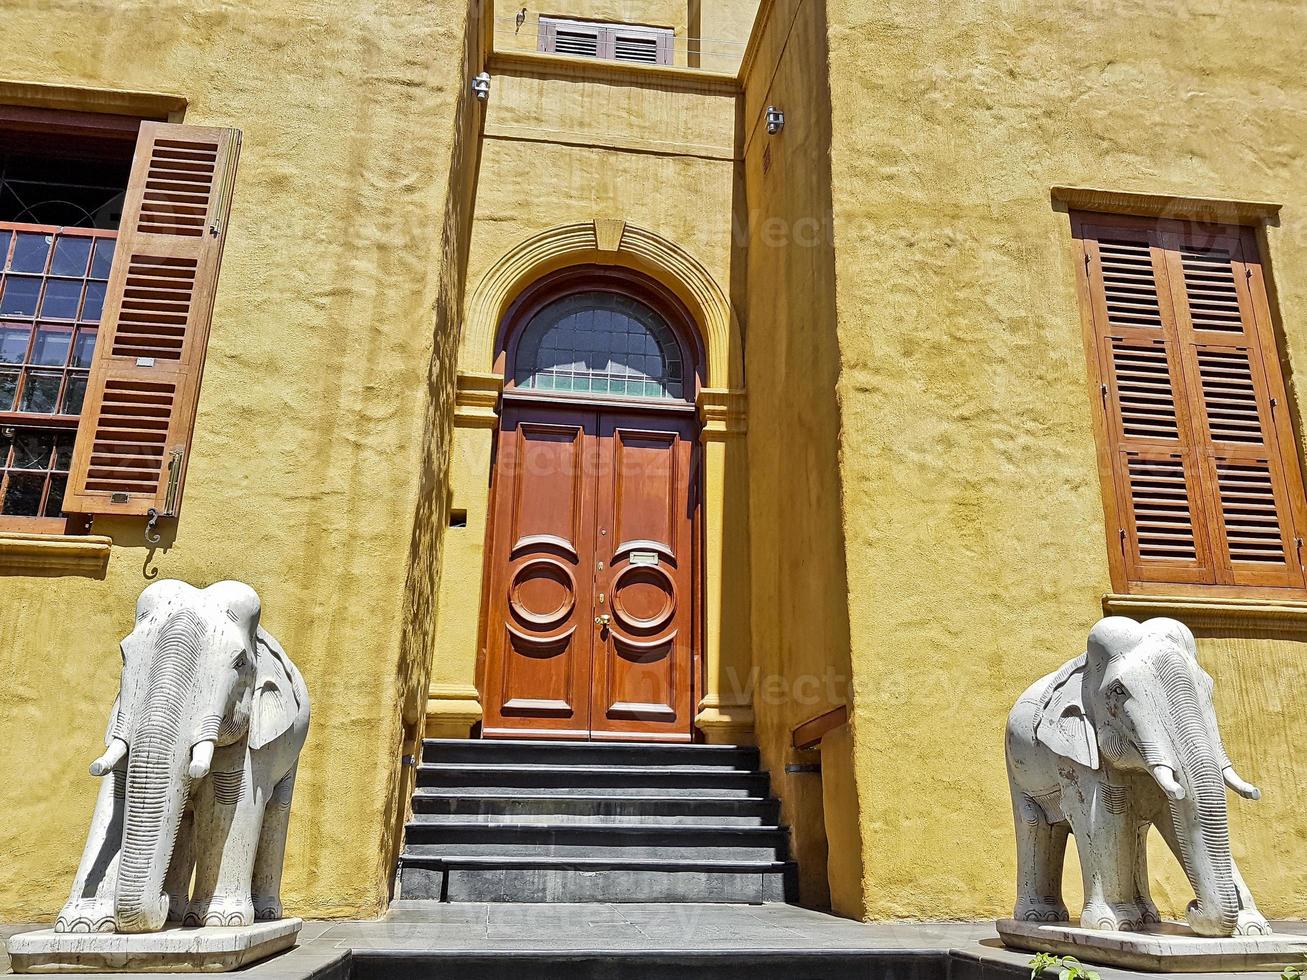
115,609,204,933
1158,658,1239,936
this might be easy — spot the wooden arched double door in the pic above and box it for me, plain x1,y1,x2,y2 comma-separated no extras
479,271,701,742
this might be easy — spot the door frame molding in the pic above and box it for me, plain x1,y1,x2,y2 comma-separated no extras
426,220,753,744
478,271,702,741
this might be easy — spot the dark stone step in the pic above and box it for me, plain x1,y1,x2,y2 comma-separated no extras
351,949,951,980
402,823,789,861
397,855,798,904
409,792,781,827
417,764,770,798
423,739,760,771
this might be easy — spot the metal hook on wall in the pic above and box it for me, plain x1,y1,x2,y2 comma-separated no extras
145,508,162,545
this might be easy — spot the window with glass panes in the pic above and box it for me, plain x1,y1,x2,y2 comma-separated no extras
0,225,116,523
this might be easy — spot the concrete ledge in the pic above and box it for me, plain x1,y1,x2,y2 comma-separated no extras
0,533,112,578
997,918,1307,973
7,919,302,974
1102,593,1307,632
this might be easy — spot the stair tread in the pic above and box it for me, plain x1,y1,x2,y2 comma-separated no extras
425,739,755,750
404,823,786,836
420,764,765,775
400,853,794,870
412,790,771,803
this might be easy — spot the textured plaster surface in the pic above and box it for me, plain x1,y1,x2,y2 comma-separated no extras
431,72,742,730
0,0,476,920
821,0,1307,920
739,0,863,915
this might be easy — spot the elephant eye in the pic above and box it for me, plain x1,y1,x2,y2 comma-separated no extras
1107,680,1128,700
232,652,248,669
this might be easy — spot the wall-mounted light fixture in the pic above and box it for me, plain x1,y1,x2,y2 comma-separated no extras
472,72,491,101
765,105,785,135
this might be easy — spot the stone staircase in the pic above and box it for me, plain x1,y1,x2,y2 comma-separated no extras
396,739,797,903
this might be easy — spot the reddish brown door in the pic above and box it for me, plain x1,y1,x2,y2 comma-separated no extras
481,402,696,741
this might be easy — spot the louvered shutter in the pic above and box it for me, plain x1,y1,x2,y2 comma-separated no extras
64,122,241,521
1162,225,1306,588
609,27,673,65
1079,219,1217,585
539,19,603,58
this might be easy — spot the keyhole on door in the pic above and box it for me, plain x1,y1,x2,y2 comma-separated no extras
600,528,607,535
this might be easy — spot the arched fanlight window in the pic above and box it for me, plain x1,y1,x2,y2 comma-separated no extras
512,290,685,400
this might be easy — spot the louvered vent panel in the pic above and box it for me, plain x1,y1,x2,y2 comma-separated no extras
614,35,659,62
83,380,176,492
1099,239,1163,330
555,29,600,57
137,138,218,237
1126,456,1197,560
1197,348,1264,445
1110,341,1178,441
111,255,198,360
1181,248,1244,333
1216,460,1285,563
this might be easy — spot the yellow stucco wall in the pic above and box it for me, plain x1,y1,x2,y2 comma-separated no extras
738,0,865,914
819,0,1307,919
429,55,745,736
0,0,477,920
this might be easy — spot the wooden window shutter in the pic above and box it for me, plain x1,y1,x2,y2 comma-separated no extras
1078,218,1217,586
64,122,241,522
1075,212,1307,595
1161,224,1307,589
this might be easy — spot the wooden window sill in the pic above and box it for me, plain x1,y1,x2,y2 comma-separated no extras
0,531,112,577
1103,593,1307,631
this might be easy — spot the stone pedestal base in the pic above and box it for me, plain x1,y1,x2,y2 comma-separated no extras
997,918,1307,973
6,918,302,974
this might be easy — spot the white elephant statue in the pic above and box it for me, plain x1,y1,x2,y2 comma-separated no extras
1005,615,1267,938
56,580,310,934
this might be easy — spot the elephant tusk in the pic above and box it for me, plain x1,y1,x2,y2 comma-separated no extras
1152,764,1186,801
89,738,128,776
188,740,215,780
1223,765,1262,801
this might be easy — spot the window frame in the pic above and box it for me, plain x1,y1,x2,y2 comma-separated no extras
537,16,675,67
0,106,138,534
1072,209,1307,600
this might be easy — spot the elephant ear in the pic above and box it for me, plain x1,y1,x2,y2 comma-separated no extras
1034,654,1100,771
249,629,302,750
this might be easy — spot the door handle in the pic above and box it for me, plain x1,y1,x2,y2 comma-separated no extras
594,614,611,627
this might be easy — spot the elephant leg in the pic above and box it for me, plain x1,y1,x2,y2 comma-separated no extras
56,765,126,933
1229,857,1271,935
1069,781,1141,931
163,808,195,922
1011,786,1069,921
1132,822,1161,925
187,757,262,927
252,765,297,921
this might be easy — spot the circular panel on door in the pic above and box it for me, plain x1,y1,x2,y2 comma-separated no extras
509,558,576,628
610,564,676,633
